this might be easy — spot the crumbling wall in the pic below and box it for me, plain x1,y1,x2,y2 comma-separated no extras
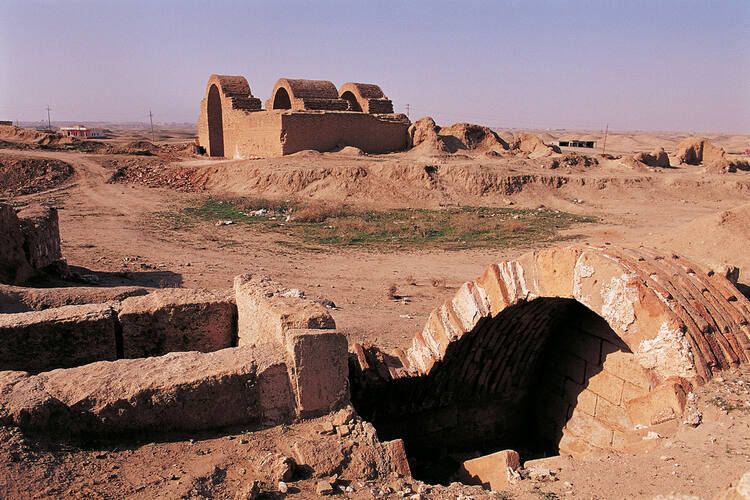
0,203,64,284
280,112,409,155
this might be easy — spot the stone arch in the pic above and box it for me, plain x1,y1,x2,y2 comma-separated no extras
272,87,291,109
265,78,349,111
340,90,362,112
339,82,394,114
350,244,750,480
200,75,262,158
207,84,224,157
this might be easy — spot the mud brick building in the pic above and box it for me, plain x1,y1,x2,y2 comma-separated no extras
197,75,410,158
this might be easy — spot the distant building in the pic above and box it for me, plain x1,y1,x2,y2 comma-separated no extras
59,125,103,138
556,140,596,148
0,120,12,126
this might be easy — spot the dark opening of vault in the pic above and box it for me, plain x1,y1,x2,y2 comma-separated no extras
340,91,362,112
350,297,631,485
207,84,224,157
273,87,292,109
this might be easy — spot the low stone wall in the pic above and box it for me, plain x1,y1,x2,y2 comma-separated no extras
0,304,118,373
0,344,296,434
118,288,237,358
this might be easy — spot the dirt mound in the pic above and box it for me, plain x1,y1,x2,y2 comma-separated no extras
672,137,726,165
0,154,74,195
330,146,365,156
703,158,750,174
633,147,670,167
439,122,509,153
407,117,441,148
647,203,750,280
0,125,77,147
511,133,561,158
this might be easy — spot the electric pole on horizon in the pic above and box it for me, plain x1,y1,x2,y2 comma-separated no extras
405,104,410,119
148,109,155,143
46,105,51,129
602,123,609,155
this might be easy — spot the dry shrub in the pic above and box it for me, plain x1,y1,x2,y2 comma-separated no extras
504,220,528,233
405,275,417,285
293,201,346,223
387,284,398,299
430,277,446,288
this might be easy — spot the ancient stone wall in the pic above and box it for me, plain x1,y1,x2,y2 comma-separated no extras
0,274,349,434
197,74,409,159
0,203,64,285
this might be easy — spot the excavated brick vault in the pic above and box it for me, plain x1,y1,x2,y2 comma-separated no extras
350,243,750,484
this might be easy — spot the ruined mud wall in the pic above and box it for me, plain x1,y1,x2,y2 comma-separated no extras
280,112,408,155
0,203,63,285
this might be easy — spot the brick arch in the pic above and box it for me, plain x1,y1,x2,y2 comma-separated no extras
350,244,750,474
199,75,262,158
266,78,349,111
339,82,394,114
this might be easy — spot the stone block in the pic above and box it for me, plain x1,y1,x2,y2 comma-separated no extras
575,389,598,416
118,288,236,358
234,274,334,347
594,397,632,431
0,344,295,434
601,350,655,389
586,369,624,405
457,449,520,491
564,413,613,449
382,439,411,476
625,381,687,427
17,204,62,270
285,329,349,418
0,304,117,372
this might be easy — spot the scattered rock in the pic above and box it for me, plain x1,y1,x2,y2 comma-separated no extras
316,479,335,496
234,480,261,500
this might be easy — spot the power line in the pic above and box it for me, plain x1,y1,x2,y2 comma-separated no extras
148,109,155,143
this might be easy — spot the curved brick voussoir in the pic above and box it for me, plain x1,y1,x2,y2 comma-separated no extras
205,75,262,112
396,244,750,385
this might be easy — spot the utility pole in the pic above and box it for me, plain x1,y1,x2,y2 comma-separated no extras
405,104,410,119
148,109,155,143
601,123,609,156
46,105,51,129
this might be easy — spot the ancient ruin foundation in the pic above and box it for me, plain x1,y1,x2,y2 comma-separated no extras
350,244,750,483
197,75,410,158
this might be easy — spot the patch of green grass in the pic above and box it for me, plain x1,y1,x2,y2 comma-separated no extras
167,197,596,251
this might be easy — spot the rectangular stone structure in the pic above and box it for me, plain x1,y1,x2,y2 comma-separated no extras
0,344,295,434
457,449,520,491
118,288,237,358
285,329,349,418
234,274,334,347
0,304,117,372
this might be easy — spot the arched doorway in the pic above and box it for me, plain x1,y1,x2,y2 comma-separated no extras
272,87,292,109
340,91,362,112
351,297,645,484
207,84,224,157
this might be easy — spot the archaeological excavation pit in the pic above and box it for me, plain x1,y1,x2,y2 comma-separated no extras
350,244,750,485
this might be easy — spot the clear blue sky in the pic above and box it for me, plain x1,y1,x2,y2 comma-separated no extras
1,0,748,132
